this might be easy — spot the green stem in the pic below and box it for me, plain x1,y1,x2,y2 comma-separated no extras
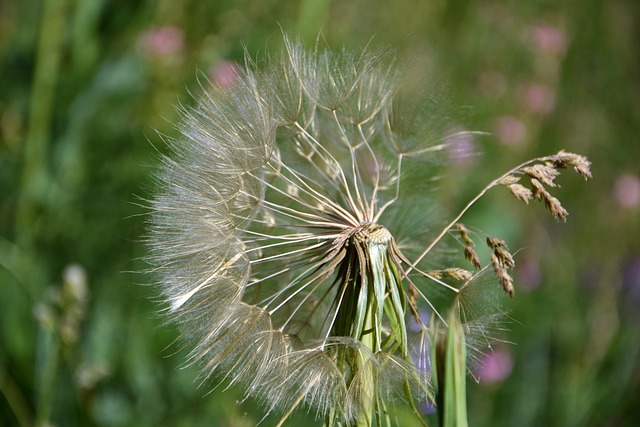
434,308,469,427
35,327,60,427
21,2,71,426
0,364,33,427
356,294,376,427
17,0,70,251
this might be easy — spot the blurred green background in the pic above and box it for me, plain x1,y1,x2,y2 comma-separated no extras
1,0,639,426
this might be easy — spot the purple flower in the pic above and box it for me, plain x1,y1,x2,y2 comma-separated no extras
528,25,567,56
475,347,513,385
517,258,541,291
209,60,242,87
622,256,640,302
614,174,640,209
518,83,556,115
495,116,527,146
138,26,184,58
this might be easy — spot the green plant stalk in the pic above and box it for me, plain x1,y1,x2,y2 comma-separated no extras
327,233,398,426
357,294,376,427
17,0,70,251
0,364,33,427
434,308,468,427
446,309,468,427
35,326,60,427
356,237,410,426
22,1,71,426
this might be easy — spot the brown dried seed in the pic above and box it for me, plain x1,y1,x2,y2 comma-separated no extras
499,175,521,186
499,270,515,298
491,252,502,270
456,223,470,233
491,253,515,298
428,270,443,279
487,236,508,250
573,163,592,180
530,178,545,199
530,178,569,221
508,183,533,204
442,268,474,282
456,223,475,246
569,155,592,179
551,151,593,180
522,164,560,187
496,247,515,268
544,194,569,222
464,246,482,270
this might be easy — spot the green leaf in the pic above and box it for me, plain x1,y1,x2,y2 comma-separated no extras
442,309,468,427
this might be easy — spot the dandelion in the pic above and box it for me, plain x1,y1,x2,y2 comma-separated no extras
147,36,591,426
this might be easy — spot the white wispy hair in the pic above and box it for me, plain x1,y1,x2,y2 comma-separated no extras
147,36,590,425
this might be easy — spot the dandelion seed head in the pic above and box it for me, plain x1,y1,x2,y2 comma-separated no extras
148,36,590,424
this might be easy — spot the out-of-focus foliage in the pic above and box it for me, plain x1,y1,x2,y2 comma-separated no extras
0,0,638,426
